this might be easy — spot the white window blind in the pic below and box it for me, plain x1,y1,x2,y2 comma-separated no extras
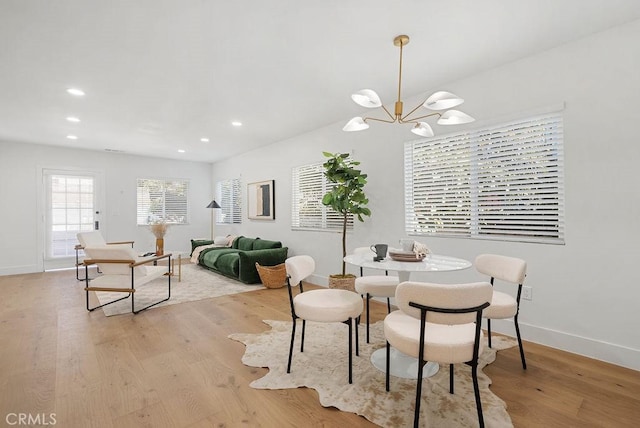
405,111,564,244
136,178,189,225
291,162,353,231
216,178,242,224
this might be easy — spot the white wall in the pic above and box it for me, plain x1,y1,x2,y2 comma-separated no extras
0,141,212,275
211,20,640,370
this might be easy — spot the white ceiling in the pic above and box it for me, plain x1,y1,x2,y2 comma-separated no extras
2,1,640,163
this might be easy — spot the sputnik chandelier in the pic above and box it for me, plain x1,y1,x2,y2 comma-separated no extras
343,35,474,137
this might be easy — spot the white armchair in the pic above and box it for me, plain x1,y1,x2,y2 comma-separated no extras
82,245,171,314
75,231,134,280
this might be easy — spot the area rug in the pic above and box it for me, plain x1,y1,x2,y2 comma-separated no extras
95,264,264,316
229,320,515,427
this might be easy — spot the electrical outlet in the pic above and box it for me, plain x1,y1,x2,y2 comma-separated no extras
522,286,532,301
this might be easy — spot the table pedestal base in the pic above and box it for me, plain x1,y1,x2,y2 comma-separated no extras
370,347,439,379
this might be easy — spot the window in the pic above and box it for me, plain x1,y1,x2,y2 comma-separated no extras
291,162,353,231
216,178,242,224
404,111,564,244
136,178,189,225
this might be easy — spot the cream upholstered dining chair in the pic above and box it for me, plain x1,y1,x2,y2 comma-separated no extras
82,245,171,314
352,247,399,343
285,255,363,384
76,231,134,280
475,253,528,369
384,281,492,428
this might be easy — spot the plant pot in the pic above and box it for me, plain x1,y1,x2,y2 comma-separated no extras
155,238,164,256
328,274,356,292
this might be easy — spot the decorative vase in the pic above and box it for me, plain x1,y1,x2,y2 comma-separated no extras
155,238,164,256
328,274,356,292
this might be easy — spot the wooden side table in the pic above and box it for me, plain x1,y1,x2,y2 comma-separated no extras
173,253,182,282
151,252,181,282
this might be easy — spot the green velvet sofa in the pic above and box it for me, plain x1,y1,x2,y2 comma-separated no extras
190,236,288,284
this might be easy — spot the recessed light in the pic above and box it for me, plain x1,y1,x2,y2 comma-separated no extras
66,88,85,97
66,116,80,123
66,135,78,140
178,149,185,153
231,121,242,127
200,137,209,143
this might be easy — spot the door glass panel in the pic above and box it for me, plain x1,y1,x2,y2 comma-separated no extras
45,173,96,259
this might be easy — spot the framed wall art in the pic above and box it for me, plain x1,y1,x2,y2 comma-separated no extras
247,180,275,220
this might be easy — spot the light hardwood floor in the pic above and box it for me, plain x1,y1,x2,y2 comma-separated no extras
1,268,639,427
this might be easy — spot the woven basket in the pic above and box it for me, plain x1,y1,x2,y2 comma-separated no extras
328,274,356,292
255,262,287,289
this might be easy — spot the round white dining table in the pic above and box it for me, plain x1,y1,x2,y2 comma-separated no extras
344,250,471,283
344,249,472,379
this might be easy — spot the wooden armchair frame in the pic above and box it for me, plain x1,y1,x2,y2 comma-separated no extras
83,253,171,314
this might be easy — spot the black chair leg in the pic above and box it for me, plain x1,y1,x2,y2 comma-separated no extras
450,363,454,394
84,263,133,312
414,359,425,428
366,293,371,343
348,317,353,384
514,314,527,369
387,297,391,313
287,319,296,373
300,319,306,352
385,341,390,391
471,363,485,428
355,317,360,357
487,318,492,348
131,268,171,314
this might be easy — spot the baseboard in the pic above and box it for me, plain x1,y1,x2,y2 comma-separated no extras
0,264,41,276
489,319,640,372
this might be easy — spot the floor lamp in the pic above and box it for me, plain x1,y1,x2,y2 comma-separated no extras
207,200,221,240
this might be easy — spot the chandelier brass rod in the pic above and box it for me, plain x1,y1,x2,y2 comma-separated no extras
400,111,442,123
400,100,427,122
363,116,397,125
381,104,397,122
397,39,404,105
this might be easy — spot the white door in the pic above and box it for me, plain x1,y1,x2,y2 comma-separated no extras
42,169,102,270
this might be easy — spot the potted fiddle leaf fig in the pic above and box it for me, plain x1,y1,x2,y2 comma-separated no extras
321,151,371,289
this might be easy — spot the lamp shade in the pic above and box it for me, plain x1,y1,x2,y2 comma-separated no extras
423,91,464,110
351,89,382,108
343,117,370,132
411,122,434,137
207,200,221,209
437,110,475,125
